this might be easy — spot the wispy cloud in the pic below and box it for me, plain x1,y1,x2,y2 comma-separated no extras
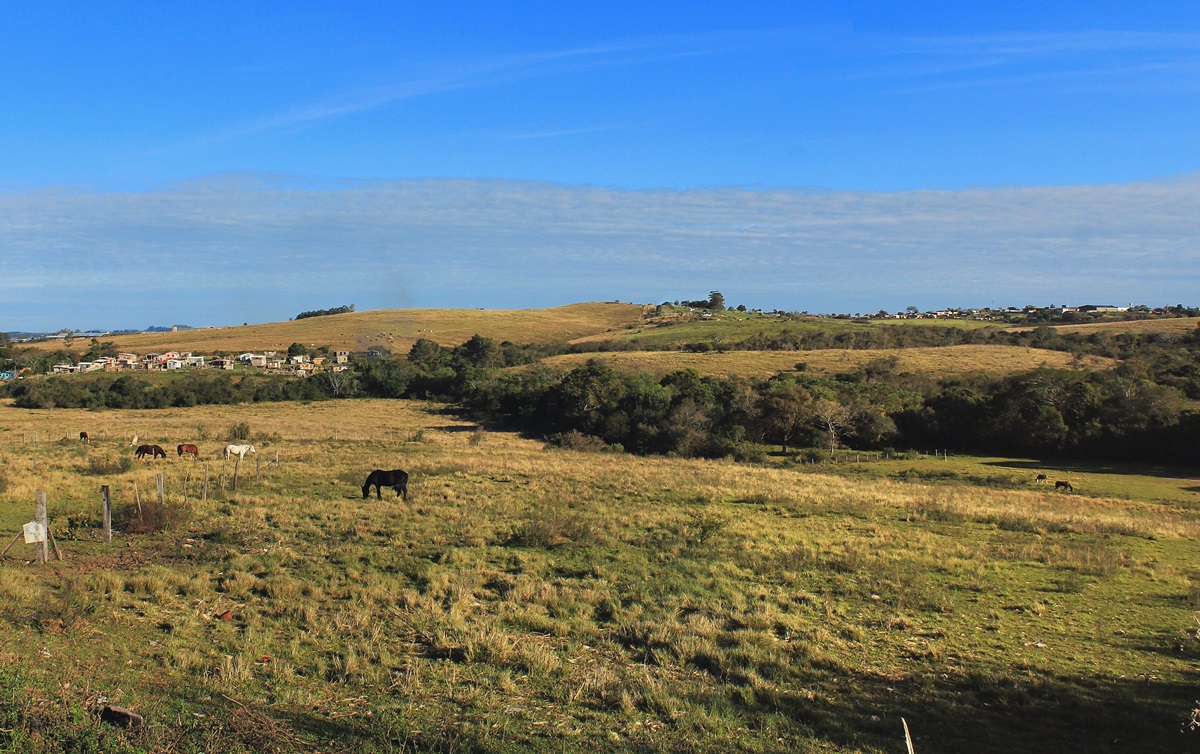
153,28,778,153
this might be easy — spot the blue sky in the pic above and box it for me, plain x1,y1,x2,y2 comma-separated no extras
3,2,1200,330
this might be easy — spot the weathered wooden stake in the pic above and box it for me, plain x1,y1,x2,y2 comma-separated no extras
134,482,143,522
35,491,48,564
0,531,22,558
48,529,62,561
255,455,260,483
233,457,241,492
101,484,112,543
202,465,209,503
157,474,165,507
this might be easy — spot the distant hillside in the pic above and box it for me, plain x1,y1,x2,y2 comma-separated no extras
529,345,1116,380
17,302,647,355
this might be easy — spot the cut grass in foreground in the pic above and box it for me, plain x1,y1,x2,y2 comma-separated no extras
0,401,1198,753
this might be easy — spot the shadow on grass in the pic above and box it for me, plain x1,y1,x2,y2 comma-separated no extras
743,662,1196,754
984,458,1200,482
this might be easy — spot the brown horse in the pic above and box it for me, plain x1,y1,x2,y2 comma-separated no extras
135,444,166,460
362,469,409,501
177,443,200,458
79,431,90,444
1054,480,1073,492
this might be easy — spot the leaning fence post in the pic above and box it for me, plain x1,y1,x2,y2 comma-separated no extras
157,474,165,507
35,491,48,564
101,484,112,543
203,465,209,503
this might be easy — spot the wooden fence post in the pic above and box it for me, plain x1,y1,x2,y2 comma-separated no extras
101,484,112,543
203,465,209,503
35,491,48,564
157,474,165,507
233,457,240,492
255,455,260,484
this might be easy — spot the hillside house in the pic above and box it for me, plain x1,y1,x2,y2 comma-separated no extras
334,350,350,364
210,359,235,370
52,363,76,374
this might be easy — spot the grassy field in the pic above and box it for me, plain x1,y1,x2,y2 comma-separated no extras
531,345,1116,380
1007,317,1200,336
1,400,1199,753
571,312,1004,350
20,303,647,356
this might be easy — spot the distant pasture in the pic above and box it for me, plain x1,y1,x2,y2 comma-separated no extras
528,344,1117,380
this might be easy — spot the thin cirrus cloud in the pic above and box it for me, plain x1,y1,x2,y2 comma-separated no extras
153,29,761,153
2,173,1198,330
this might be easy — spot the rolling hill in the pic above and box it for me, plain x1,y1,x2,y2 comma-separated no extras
21,302,648,356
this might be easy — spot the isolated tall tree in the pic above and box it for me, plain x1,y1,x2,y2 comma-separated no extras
708,291,726,312
759,381,813,453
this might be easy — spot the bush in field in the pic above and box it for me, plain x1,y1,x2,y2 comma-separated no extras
227,422,252,441
546,430,609,453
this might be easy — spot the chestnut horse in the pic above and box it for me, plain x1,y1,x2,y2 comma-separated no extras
177,443,200,458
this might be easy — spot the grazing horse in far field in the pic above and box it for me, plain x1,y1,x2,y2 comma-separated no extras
362,469,409,501
79,431,90,444
178,443,200,458
224,444,256,461
1034,473,1047,484
135,444,166,460
130,434,138,447
1055,480,1073,492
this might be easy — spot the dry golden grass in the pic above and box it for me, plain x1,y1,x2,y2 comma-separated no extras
1008,316,1200,336
529,344,1116,379
1,398,1197,753
21,302,645,355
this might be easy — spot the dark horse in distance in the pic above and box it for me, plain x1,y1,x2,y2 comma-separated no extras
135,444,166,460
362,469,409,501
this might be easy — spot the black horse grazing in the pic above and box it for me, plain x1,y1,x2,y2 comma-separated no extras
1034,473,1048,484
1055,480,1073,492
135,444,166,460
362,469,408,501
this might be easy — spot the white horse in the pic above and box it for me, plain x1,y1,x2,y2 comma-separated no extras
129,434,138,447
223,443,257,461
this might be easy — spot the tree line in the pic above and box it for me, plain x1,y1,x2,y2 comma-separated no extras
295,304,355,320
3,327,1198,465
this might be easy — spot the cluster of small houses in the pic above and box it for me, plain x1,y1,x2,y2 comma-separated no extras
46,350,352,377
867,304,1132,321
